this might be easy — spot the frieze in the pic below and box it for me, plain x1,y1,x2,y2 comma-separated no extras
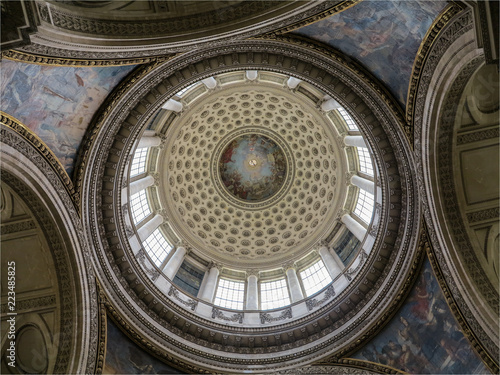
167,286,198,311
306,284,336,311
260,308,292,324
0,294,56,314
457,127,500,145
466,207,499,223
0,219,36,235
212,307,244,324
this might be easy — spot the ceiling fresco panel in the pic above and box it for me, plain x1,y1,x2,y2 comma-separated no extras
293,0,447,108
353,257,490,374
0,60,135,176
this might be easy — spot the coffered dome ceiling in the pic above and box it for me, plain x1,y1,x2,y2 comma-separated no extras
80,40,421,373
160,83,346,268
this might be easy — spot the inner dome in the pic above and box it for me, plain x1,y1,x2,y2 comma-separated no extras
219,134,287,202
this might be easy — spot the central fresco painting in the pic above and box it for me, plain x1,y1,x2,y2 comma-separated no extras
219,134,286,201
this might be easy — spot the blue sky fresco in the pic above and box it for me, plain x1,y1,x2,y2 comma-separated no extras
0,60,135,176
293,0,447,108
353,257,490,374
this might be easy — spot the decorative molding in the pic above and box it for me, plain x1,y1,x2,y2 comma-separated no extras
0,112,78,211
16,2,341,59
0,219,36,235
1,49,171,67
277,360,403,374
212,307,244,324
260,308,292,324
94,280,107,375
406,3,465,129
344,250,368,282
0,294,56,314
466,207,499,224
167,286,198,311
306,284,336,311
36,1,283,37
135,249,160,281
457,128,500,145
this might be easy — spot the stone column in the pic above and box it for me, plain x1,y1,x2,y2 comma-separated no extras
351,175,375,195
129,175,154,196
285,265,304,303
318,246,344,280
341,214,367,242
344,135,367,148
246,273,259,310
137,214,163,242
199,264,220,303
162,246,187,280
137,136,161,148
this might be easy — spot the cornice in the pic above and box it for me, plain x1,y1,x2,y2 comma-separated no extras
1,49,173,67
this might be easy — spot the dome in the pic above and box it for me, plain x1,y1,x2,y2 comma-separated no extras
83,40,420,373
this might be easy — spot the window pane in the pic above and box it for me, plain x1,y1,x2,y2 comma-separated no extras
354,189,375,224
173,261,204,297
143,229,172,267
300,260,332,297
260,279,290,310
338,107,358,131
130,190,151,224
130,148,148,177
357,147,374,176
214,279,245,310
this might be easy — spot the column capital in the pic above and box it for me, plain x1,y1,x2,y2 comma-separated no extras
282,261,297,272
156,208,168,221
208,261,223,272
335,209,349,222
316,239,330,249
245,269,259,277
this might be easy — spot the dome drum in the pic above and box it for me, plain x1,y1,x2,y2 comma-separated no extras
82,40,420,373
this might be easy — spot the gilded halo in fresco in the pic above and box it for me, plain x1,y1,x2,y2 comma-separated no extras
218,134,287,201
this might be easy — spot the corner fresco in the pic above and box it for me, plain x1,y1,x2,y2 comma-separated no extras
293,0,447,107
0,60,135,176
353,257,490,374
104,318,183,374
